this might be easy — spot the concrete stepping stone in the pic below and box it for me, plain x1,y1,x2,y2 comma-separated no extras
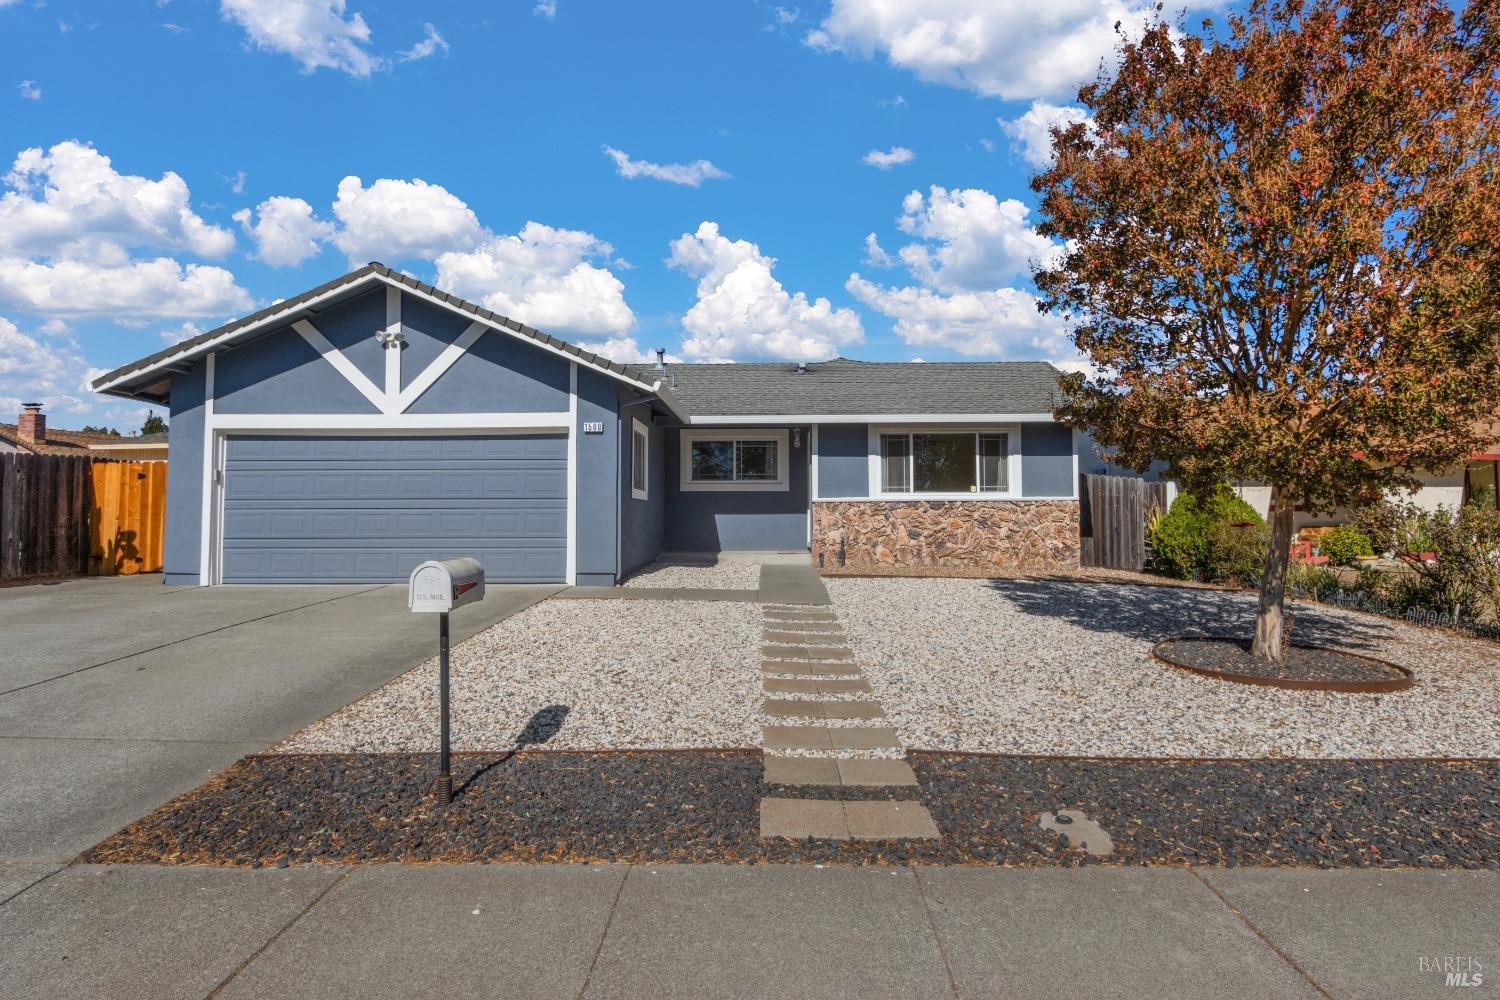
762,699,885,721
762,677,874,695
762,725,834,752
838,759,919,786
829,726,902,751
761,645,854,661
759,798,850,840
761,661,863,677
763,757,841,786
763,609,838,621
844,801,941,839
759,798,940,840
764,620,842,633
763,630,847,646
762,757,919,788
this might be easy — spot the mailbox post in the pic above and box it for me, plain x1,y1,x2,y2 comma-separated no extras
408,558,485,804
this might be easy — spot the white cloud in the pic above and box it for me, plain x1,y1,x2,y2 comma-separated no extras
862,232,896,268
894,185,1061,292
219,0,379,77
399,22,447,62
846,276,1070,357
877,94,907,109
862,146,914,169
159,320,203,344
805,0,1161,102
330,175,483,264
18,80,41,101
667,221,863,361
0,315,98,415
999,100,1092,168
534,0,556,18
0,257,253,319
0,141,235,261
435,222,635,338
233,196,334,267
602,146,730,187
848,186,1076,362
572,336,675,366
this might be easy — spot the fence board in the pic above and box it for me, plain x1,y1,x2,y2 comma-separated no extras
0,454,164,581
1079,473,1150,571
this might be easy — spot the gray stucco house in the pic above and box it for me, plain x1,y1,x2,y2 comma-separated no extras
92,264,1082,585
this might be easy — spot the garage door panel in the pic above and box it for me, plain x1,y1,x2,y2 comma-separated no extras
222,433,568,583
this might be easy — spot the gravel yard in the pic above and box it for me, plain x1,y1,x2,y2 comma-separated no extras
827,577,1500,758
275,599,762,752
621,559,761,590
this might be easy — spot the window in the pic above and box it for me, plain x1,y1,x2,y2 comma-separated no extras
878,430,1012,495
680,429,790,491
631,418,649,501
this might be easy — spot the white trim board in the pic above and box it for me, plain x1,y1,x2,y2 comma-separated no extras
198,352,217,585
630,416,650,502
94,270,677,412
686,412,1058,425
205,413,570,433
566,362,578,586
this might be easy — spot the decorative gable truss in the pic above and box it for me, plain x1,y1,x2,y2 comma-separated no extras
291,287,490,416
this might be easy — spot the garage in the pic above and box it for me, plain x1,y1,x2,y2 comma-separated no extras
220,433,567,584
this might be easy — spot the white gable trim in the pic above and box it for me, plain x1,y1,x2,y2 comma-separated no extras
93,270,674,409
396,320,487,412
292,319,393,414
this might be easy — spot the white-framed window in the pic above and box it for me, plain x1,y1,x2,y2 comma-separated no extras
679,428,790,492
868,425,1021,499
630,417,650,501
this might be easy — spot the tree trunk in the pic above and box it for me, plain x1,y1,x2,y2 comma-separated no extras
1252,486,1297,663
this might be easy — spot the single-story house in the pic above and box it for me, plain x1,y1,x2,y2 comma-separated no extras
91,264,1083,586
0,404,169,462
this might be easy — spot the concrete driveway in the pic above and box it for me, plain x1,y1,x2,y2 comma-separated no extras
0,575,559,866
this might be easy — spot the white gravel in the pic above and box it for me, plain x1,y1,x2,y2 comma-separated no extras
827,577,1500,759
275,599,762,752
621,559,761,590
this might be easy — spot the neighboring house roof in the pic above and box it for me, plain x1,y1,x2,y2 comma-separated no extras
90,263,672,406
643,358,1067,422
0,424,165,457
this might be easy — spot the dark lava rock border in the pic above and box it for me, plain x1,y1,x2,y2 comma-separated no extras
81,750,1495,870
1152,636,1413,693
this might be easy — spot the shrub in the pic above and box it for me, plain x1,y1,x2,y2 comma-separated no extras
1351,489,1500,625
1319,525,1374,566
1289,562,1340,601
1149,486,1267,582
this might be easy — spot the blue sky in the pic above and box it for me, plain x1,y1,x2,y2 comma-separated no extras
0,0,1176,430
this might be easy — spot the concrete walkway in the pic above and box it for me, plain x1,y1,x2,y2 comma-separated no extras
0,576,559,866
0,862,1491,999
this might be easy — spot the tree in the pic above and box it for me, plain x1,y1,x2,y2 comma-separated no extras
79,425,121,437
1034,0,1500,662
141,413,168,436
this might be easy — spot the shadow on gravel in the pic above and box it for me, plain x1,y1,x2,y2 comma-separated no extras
981,578,1392,651
457,704,570,798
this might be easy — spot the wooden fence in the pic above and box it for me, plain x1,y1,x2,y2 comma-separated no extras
0,453,167,581
1078,473,1172,571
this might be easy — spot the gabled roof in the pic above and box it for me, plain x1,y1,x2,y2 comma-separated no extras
90,263,671,405
650,358,1067,422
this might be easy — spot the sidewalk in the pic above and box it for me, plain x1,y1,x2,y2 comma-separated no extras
0,863,1492,999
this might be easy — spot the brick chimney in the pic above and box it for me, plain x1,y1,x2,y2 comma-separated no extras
18,402,45,445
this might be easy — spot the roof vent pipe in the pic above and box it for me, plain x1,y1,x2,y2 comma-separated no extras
795,362,807,375
654,348,666,370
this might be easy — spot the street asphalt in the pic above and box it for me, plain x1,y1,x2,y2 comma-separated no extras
0,575,1494,998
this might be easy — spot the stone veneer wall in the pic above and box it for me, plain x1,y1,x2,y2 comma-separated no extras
812,500,1080,574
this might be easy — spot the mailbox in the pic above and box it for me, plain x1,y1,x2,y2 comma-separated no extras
408,557,485,613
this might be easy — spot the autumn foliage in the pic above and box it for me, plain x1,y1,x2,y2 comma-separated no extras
1034,0,1499,659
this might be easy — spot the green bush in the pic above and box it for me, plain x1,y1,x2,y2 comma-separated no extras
1289,562,1341,600
1319,525,1374,566
1149,487,1268,583
1351,489,1500,625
